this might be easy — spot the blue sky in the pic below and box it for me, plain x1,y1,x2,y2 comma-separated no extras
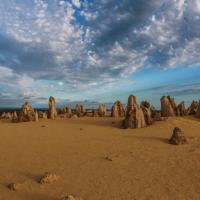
0,0,200,108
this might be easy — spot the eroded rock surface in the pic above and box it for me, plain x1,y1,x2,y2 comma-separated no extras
98,104,107,117
61,195,83,200
18,102,37,122
123,95,146,129
177,101,186,116
196,100,200,118
12,111,18,122
187,100,199,115
169,127,187,145
161,96,177,117
39,172,59,184
141,101,153,125
8,182,22,191
111,101,125,118
75,104,85,117
49,96,57,119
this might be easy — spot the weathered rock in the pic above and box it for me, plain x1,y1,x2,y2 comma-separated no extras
38,111,48,119
140,101,153,125
169,127,187,145
123,95,146,129
187,100,199,115
39,172,59,184
8,182,22,191
56,107,71,116
153,112,167,121
160,96,177,117
98,104,107,117
127,95,137,109
177,101,186,116
49,96,57,119
150,106,157,118
92,109,99,117
111,101,125,118
35,111,39,122
12,111,18,123
7,112,12,120
75,104,85,117
57,108,64,115
81,105,85,113
196,100,200,118
18,102,36,122
61,195,83,200
0,112,12,120
75,104,81,116
0,112,6,119
71,114,78,119
43,112,48,119
64,107,72,115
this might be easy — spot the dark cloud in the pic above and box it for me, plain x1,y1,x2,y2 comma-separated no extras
0,0,199,107
0,33,62,80
90,0,164,47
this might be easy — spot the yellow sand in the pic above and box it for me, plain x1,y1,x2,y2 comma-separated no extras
0,117,200,200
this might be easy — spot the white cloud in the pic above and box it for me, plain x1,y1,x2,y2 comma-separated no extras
58,81,64,86
167,38,200,67
72,0,81,8
0,0,199,103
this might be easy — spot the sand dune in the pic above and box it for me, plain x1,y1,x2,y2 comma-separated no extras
0,117,200,200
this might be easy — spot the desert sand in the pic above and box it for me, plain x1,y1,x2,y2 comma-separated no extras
0,116,200,200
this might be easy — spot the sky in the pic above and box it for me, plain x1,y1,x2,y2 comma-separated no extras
0,0,200,109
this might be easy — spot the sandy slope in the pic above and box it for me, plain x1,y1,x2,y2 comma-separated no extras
0,117,200,200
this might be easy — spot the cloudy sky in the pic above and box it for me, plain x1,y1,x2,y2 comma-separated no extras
0,0,200,108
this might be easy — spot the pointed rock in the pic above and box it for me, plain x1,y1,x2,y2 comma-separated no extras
35,111,39,122
187,100,199,115
123,95,146,129
98,104,107,117
49,96,57,119
18,102,36,122
39,172,59,184
64,107,72,115
92,108,99,117
161,96,177,117
169,127,187,145
111,101,125,118
75,104,85,117
140,101,153,125
12,111,18,123
177,101,186,116
196,100,200,118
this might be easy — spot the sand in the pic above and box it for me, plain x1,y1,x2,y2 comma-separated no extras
0,116,200,200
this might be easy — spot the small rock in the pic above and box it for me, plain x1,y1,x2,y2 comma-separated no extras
71,115,78,119
8,183,21,191
61,195,82,200
169,127,187,145
104,156,113,161
39,172,59,184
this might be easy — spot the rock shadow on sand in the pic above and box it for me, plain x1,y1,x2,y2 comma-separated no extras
20,171,44,183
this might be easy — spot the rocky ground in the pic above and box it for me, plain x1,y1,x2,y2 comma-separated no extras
0,116,200,200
